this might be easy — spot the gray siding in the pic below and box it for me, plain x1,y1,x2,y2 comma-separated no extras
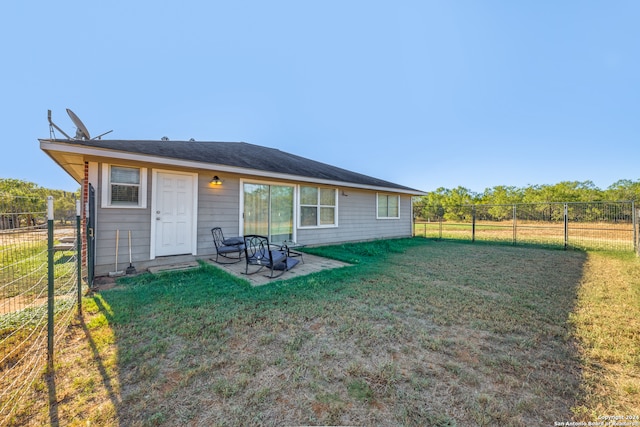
93,164,152,275
92,164,414,275
196,174,241,256
296,190,413,246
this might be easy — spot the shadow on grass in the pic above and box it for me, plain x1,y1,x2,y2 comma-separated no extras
87,238,591,425
54,254,75,265
79,309,120,413
46,369,58,427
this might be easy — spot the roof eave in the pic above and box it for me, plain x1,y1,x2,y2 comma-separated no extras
39,139,84,183
39,139,427,195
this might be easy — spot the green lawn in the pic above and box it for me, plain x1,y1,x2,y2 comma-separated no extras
11,238,640,426
1,235,77,299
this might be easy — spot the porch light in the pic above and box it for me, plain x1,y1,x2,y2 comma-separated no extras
210,176,223,185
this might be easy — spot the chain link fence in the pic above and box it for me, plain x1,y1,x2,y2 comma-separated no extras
414,201,638,253
0,195,81,425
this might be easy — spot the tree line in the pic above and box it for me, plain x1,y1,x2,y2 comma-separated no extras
414,180,640,222
0,178,80,228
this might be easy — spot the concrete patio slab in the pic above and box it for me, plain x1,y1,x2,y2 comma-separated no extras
206,252,350,286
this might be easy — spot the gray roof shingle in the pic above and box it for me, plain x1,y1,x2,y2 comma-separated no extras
67,139,423,193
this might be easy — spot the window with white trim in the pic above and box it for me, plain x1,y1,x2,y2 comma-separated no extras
101,164,147,208
377,193,400,218
299,186,337,227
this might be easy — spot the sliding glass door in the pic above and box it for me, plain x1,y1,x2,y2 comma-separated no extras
243,183,294,244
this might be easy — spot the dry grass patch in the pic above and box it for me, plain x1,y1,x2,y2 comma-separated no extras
569,251,640,420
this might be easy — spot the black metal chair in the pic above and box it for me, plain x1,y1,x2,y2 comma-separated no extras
243,235,292,278
210,227,244,263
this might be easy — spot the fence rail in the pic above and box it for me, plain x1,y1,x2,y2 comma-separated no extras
413,201,638,253
0,195,82,425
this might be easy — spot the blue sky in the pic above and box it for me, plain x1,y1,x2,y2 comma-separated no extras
2,1,638,193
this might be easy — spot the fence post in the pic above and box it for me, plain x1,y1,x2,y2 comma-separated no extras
76,200,82,314
471,206,476,243
513,204,517,246
564,203,569,250
47,196,54,371
634,203,638,256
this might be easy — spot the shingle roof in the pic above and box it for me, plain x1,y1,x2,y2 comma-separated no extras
67,139,423,193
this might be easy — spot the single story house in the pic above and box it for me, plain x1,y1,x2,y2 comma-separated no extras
39,138,426,277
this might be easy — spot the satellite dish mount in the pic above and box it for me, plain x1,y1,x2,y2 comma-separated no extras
47,109,113,140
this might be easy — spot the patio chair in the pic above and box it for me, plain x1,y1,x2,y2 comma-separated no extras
243,235,298,278
210,227,244,264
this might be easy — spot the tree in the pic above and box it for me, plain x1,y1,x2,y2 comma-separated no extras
442,187,476,221
605,179,640,201
54,195,77,224
415,188,447,220
0,178,80,225
524,181,602,203
478,186,524,220
479,186,524,205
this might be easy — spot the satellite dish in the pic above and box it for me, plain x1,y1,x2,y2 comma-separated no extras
66,108,91,140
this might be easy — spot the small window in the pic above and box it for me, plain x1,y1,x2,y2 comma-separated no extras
377,194,400,219
102,164,147,208
299,186,337,227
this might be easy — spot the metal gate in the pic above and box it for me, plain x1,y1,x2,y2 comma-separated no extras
87,184,96,287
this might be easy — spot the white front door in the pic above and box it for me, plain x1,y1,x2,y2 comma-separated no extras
153,171,197,257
